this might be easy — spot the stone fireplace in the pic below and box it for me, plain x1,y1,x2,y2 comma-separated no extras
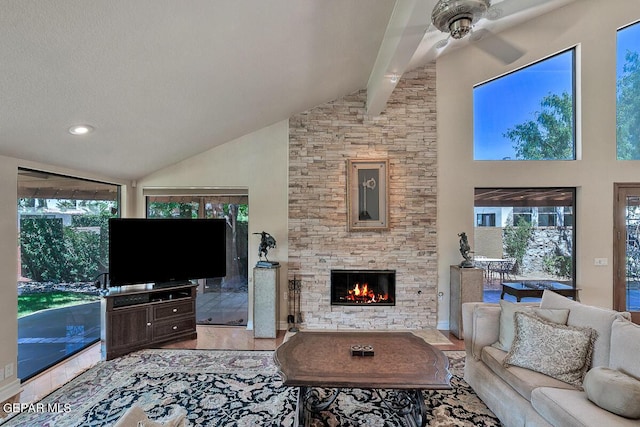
331,269,395,306
288,65,438,329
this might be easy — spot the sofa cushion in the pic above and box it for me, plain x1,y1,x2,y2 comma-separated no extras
467,303,501,360
610,317,640,379
482,345,575,401
540,290,631,368
492,299,569,351
503,312,596,388
531,387,640,427
583,367,640,419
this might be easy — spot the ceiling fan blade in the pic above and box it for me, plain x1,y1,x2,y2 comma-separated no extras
486,0,555,20
470,28,525,64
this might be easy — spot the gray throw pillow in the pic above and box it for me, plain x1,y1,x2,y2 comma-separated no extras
503,312,596,388
491,299,569,352
583,366,640,419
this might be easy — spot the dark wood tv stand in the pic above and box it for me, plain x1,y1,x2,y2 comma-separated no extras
101,282,198,360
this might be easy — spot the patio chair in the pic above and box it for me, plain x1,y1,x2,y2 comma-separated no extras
489,258,516,283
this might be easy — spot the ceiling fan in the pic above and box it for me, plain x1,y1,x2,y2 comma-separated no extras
428,0,552,64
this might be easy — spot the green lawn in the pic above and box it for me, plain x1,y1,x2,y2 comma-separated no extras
18,291,99,318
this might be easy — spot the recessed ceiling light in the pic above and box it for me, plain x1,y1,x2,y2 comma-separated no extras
69,125,94,135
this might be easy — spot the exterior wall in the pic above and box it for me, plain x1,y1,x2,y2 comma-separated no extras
288,66,438,329
474,227,503,259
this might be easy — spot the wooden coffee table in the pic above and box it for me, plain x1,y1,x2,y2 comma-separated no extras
273,331,451,427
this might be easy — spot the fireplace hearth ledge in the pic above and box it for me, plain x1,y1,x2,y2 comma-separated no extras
282,328,452,346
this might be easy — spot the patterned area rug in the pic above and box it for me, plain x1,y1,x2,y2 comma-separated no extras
2,349,499,426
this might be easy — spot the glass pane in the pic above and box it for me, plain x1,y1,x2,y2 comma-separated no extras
17,169,118,381
202,200,249,326
146,197,249,326
474,188,575,303
474,50,575,160
617,22,640,159
625,195,640,311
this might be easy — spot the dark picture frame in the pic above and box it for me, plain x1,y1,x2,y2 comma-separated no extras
347,159,389,231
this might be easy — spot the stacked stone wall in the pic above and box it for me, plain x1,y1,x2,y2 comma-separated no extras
288,66,438,329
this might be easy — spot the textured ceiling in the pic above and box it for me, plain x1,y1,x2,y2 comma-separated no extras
0,0,574,181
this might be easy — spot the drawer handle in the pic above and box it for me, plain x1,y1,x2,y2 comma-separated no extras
146,322,152,326
172,308,178,313
172,326,178,330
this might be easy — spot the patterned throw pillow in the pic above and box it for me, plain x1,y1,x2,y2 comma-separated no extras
491,299,569,352
503,312,597,389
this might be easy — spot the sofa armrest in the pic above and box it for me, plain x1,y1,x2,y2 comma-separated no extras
462,302,501,360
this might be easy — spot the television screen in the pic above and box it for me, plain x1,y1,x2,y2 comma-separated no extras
108,218,227,286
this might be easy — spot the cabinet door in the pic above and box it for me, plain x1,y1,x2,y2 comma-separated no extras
108,307,152,350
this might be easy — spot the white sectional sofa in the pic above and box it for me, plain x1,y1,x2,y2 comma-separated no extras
462,290,640,427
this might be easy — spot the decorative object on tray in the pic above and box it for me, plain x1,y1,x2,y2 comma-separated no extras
350,344,375,356
253,231,279,267
458,232,474,268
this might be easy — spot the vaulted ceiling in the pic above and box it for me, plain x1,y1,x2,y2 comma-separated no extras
1,0,576,181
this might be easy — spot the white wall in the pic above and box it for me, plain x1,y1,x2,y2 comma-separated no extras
0,155,19,401
437,0,640,325
134,120,289,329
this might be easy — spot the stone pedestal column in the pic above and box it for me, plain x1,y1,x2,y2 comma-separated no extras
253,265,280,338
449,265,483,339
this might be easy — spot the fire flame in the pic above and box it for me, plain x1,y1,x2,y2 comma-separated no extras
346,282,389,303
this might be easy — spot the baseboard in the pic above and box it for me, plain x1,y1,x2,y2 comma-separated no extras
0,379,21,405
437,320,449,330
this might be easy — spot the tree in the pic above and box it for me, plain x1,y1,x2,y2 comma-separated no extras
503,92,574,160
503,216,533,274
617,51,640,159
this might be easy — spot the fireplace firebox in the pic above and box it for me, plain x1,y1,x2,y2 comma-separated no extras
330,269,395,306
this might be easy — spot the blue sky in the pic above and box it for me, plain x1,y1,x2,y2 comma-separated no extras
617,21,640,82
473,50,573,160
474,22,640,160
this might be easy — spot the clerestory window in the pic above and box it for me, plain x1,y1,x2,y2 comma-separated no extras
617,21,640,159
473,49,576,161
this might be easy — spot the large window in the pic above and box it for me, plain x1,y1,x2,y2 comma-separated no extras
17,168,119,381
617,21,640,159
474,49,576,160
473,188,576,294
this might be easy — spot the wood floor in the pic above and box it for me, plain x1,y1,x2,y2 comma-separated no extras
13,326,464,407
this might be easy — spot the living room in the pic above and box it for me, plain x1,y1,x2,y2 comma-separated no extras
0,0,639,422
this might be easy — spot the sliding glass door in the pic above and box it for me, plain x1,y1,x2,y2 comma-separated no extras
146,194,249,326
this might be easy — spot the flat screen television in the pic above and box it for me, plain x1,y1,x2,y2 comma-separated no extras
108,218,227,286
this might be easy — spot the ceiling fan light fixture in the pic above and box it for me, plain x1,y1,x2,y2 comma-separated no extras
449,17,472,39
431,0,490,39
